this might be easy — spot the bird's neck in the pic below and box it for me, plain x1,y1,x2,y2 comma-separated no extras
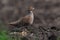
30,11,33,14
27,10,34,16
28,10,33,15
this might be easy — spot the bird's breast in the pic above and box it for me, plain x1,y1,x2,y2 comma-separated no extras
29,13,34,24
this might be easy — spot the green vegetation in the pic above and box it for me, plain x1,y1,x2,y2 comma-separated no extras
0,20,8,40
57,36,60,40
0,31,8,40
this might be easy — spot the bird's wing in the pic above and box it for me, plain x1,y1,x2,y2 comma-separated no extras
22,15,31,23
8,15,31,25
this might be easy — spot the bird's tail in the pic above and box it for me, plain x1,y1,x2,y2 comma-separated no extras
8,17,23,25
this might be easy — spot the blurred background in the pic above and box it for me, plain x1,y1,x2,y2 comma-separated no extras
0,0,60,40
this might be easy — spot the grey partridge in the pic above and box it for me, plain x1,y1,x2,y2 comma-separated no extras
8,6,34,27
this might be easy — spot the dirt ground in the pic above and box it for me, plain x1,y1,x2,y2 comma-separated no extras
0,0,60,40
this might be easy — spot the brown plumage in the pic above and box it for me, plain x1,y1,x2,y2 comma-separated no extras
8,6,34,27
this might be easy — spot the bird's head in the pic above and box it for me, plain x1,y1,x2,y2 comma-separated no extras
28,6,34,11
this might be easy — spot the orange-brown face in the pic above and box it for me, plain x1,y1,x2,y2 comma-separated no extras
28,6,34,11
